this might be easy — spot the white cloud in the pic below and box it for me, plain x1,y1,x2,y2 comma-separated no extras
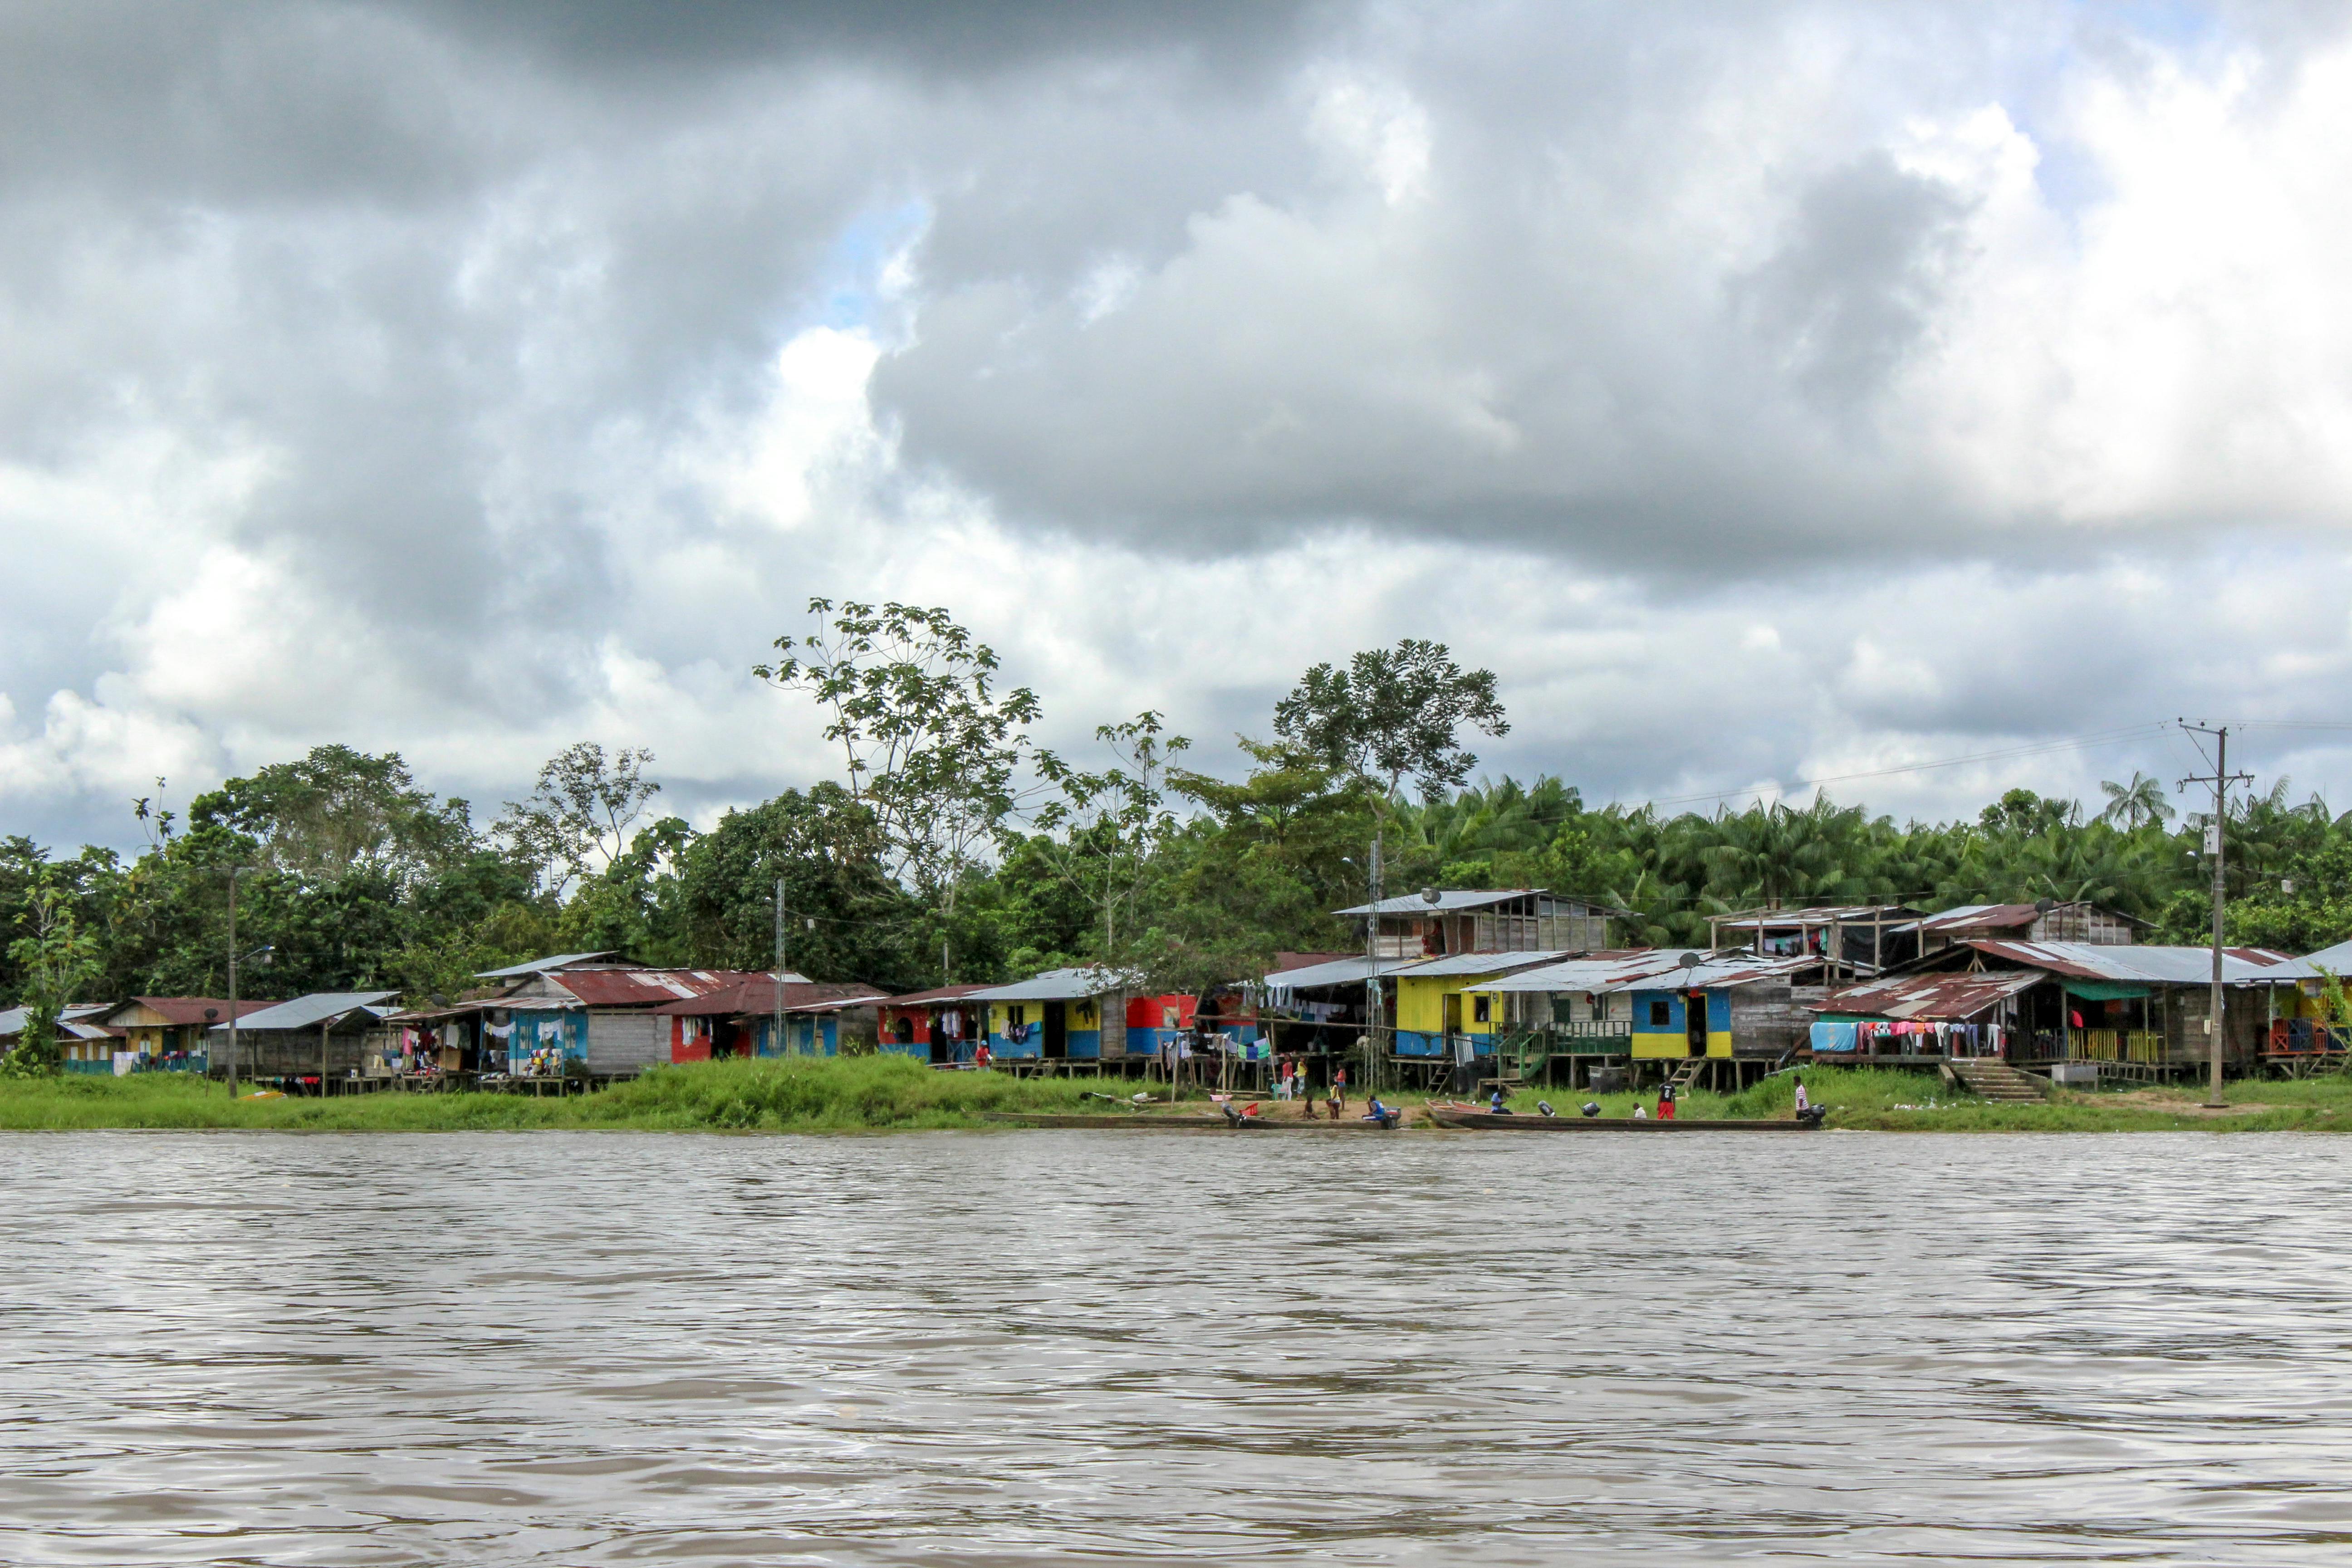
7,0,2352,855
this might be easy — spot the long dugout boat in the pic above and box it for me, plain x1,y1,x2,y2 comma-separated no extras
1423,1103,1818,1132
979,1111,1405,1130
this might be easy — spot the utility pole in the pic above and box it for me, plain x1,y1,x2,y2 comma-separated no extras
773,877,785,1059
225,869,243,1098
2179,722,2253,1109
1363,830,1383,1097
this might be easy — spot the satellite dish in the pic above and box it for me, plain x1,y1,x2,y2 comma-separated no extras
1678,952,1704,969
1421,886,1441,906
202,1008,219,1022
2034,897,2054,914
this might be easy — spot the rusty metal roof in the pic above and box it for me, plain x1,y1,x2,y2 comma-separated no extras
1818,968,2047,1020
553,969,780,1007
115,997,277,1027
1966,940,2309,985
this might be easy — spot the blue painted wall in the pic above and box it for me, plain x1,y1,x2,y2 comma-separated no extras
509,1009,587,1068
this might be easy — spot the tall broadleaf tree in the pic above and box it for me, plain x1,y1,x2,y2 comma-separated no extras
496,743,662,897
755,600,1041,962
1273,638,1509,801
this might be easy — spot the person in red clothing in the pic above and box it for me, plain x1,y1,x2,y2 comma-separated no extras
1657,1080,1678,1120
974,1041,993,1071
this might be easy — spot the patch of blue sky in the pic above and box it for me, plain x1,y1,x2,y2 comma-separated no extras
2000,2,2223,227
797,197,931,338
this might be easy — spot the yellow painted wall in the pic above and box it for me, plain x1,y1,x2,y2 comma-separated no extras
1401,974,1509,1035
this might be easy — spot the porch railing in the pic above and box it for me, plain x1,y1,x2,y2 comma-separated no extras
2078,1029,2167,1063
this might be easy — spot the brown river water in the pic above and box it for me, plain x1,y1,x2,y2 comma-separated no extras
2,1129,2349,1565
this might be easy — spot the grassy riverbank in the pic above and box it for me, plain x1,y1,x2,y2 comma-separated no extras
6,1058,2351,1133
0,1056,1112,1132
1489,1065,2352,1132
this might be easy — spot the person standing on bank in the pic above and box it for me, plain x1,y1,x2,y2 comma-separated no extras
1657,1080,1678,1121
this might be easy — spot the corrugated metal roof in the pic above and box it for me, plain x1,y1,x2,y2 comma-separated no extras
1396,950,1573,978
473,951,624,979
650,980,886,1017
1471,951,1690,993
1333,889,1544,916
2304,937,2352,974
875,984,994,1007
1260,955,1425,990
553,969,785,1008
118,997,277,1027
212,991,401,1033
1967,940,2309,985
1818,968,2047,1020
965,966,1132,1003
1897,903,2035,933
1473,950,1810,994
1713,906,1918,928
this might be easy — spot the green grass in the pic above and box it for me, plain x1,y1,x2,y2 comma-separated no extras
12,1058,2352,1134
1480,1065,2352,1132
0,1057,1113,1133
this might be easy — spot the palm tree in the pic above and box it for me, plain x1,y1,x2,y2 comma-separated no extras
2098,772,2175,831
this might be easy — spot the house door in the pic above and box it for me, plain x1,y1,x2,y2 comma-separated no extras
1686,992,1710,1056
1441,992,1462,1046
1043,1001,1068,1059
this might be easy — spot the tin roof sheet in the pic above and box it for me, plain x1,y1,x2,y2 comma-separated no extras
1713,906,1919,928
212,991,401,1033
473,951,625,979
649,980,886,1017
1333,889,1542,916
1260,955,1426,990
1396,950,1573,979
111,997,276,1027
1817,968,2047,1020
1967,940,2309,985
875,984,994,1007
965,966,1133,1003
1473,950,1811,994
2303,937,2352,974
552,969,786,1008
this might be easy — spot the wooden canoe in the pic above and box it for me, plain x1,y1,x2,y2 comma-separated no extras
1423,1104,1816,1132
979,1111,1405,1131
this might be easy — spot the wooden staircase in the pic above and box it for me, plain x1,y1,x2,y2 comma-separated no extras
1946,1059,2046,1103
1666,1056,1708,1092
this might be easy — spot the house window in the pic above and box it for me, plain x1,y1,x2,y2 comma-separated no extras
1649,999,1671,1028
1007,1005,1026,1029
1473,995,1491,1024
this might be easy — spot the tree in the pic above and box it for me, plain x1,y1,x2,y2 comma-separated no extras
1034,711,1191,973
2099,772,2176,831
1272,638,1508,799
5,875,102,1077
190,745,474,887
755,600,1039,929
496,743,661,895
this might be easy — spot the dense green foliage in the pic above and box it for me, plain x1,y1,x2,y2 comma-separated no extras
5,605,2347,1013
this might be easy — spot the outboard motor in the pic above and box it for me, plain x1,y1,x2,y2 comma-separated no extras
1580,1101,1602,1118
1537,1100,1556,1118
1797,1104,1828,1128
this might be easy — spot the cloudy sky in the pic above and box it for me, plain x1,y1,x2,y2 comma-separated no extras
6,0,2352,852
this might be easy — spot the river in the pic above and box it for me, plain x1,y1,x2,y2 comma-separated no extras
1,1129,2348,1564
